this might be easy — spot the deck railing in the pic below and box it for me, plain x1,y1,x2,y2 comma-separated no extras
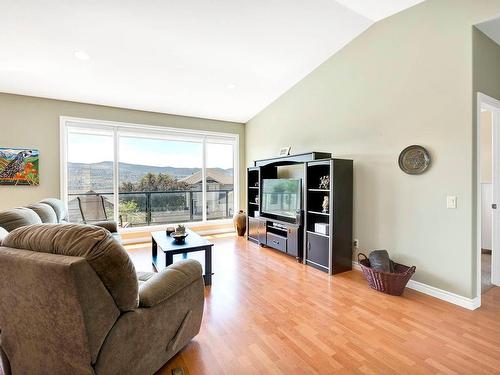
68,189,234,227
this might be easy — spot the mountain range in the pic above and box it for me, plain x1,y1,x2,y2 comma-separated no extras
68,161,233,193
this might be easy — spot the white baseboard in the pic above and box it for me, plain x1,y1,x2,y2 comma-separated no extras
352,261,480,310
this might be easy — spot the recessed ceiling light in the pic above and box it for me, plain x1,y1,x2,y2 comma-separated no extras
226,83,237,90
74,50,90,60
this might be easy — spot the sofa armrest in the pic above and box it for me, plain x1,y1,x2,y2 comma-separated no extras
92,221,118,233
139,260,203,307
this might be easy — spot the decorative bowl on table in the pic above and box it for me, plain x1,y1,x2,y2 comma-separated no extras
170,232,188,244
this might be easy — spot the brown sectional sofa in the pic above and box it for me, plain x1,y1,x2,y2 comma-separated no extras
0,205,205,374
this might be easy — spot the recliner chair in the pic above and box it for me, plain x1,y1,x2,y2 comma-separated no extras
0,224,204,375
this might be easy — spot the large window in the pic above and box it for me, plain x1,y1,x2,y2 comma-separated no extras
61,118,238,228
205,142,234,220
66,129,116,223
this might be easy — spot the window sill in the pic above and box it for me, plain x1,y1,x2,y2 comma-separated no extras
119,218,232,232
119,219,235,244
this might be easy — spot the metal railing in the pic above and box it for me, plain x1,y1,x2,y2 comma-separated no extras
68,189,234,227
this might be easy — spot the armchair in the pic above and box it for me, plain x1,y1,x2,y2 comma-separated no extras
0,224,204,375
77,194,129,228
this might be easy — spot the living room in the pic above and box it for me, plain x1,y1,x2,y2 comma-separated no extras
1,1,500,374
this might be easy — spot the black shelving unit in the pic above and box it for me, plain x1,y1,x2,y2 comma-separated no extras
246,152,353,275
304,159,353,275
247,167,261,243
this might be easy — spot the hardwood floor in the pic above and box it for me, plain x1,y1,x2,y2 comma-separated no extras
127,235,500,375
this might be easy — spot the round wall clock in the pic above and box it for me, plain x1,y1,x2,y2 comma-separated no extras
398,145,431,175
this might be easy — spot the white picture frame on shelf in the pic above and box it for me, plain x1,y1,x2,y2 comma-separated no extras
279,147,291,156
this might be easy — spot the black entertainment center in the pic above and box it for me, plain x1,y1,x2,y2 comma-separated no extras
247,152,353,275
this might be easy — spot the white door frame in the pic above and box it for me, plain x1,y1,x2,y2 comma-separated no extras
477,92,500,300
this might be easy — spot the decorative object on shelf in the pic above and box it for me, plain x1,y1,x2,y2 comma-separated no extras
166,226,175,236
398,145,431,175
358,252,416,296
233,210,247,236
319,175,330,190
0,148,39,186
254,181,259,187
314,223,329,235
279,146,291,156
171,224,188,244
255,197,259,204
321,196,329,213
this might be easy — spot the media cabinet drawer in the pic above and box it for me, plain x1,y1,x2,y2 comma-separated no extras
267,233,287,253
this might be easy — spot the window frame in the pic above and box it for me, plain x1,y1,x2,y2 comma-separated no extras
60,116,239,231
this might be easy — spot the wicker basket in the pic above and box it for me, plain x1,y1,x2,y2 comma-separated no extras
358,253,416,296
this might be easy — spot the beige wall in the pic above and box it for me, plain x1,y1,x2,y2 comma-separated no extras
246,0,500,298
480,111,493,184
0,93,245,211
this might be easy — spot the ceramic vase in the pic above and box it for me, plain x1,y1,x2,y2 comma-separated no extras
233,210,247,236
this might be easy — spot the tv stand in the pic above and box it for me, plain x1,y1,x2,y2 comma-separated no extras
251,217,302,261
247,151,353,275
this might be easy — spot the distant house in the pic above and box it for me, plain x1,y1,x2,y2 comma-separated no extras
180,168,234,218
180,168,233,191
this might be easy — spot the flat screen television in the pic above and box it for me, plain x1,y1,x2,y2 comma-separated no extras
261,178,301,220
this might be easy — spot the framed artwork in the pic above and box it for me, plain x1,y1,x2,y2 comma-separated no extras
279,147,291,156
0,148,39,186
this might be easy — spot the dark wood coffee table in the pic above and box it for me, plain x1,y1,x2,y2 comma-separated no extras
151,228,213,285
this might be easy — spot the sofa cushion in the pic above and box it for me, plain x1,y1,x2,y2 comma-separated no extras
39,198,68,222
2,223,139,311
0,207,43,232
139,260,203,307
27,203,58,224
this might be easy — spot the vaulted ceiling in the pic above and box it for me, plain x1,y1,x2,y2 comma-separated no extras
477,16,500,47
0,1,425,122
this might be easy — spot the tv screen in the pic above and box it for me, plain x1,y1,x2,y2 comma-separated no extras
261,179,301,219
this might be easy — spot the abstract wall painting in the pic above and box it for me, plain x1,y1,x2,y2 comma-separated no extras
0,148,39,186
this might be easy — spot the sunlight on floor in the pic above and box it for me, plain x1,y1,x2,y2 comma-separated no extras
124,231,236,252
123,231,237,273
203,232,236,239
125,242,151,251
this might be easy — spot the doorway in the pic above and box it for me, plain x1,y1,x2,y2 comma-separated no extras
478,93,500,297
480,107,494,293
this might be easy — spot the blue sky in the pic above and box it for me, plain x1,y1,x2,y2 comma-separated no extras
68,134,233,169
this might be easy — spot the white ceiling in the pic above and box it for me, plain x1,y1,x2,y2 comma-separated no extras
477,16,500,47
0,0,425,123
